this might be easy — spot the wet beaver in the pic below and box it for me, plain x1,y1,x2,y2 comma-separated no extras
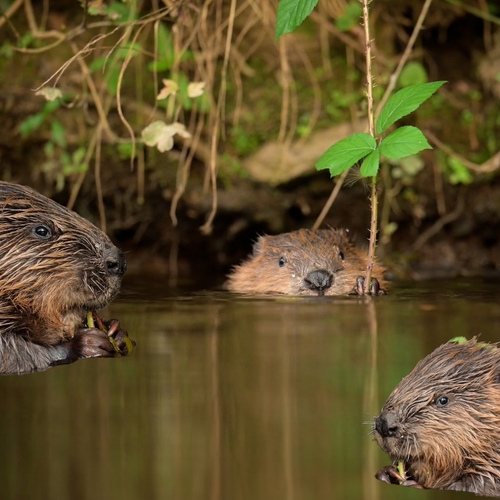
226,228,386,296
0,181,133,375
374,337,500,497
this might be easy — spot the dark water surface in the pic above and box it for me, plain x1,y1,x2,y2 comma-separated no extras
1,278,499,500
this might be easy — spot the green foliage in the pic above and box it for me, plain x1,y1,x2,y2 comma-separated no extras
89,42,142,96
316,133,376,176
376,81,446,134
0,42,13,59
316,82,446,179
42,142,88,192
399,62,428,87
440,154,473,185
19,100,62,137
335,2,362,31
18,32,34,49
118,142,142,160
88,1,139,22
230,126,260,155
146,23,194,72
379,126,431,159
360,149,380,177
275,0,318,40
148,23,175,71
448,336,468,345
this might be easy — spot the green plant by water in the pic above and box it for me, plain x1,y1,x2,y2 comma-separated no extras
276,0,446,293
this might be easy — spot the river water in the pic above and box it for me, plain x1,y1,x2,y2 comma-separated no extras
0,278,498,500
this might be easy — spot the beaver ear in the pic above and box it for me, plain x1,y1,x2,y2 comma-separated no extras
252,236,266,256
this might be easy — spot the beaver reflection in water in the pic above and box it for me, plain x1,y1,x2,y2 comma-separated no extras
0,181,133,375
226,228,386,296
374,338,500,497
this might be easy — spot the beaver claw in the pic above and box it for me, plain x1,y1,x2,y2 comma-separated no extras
56,318,135,364
375,466,423,489
351,276,387,295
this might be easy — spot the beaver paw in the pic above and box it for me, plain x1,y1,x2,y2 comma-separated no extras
91,314,136,356
351,276,387,295
65,320,134,361
375,465,423,489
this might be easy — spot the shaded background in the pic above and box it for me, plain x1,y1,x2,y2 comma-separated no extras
0,0,499,286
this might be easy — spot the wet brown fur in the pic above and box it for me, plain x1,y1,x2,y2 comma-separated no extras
226,228,386,296
0,181,124,346
374,338,500,496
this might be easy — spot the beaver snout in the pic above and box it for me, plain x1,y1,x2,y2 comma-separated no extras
105,248,127,277
375,411,400,439
304,269,333,294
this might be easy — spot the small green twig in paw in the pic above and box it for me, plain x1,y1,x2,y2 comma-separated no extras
87,310,121,353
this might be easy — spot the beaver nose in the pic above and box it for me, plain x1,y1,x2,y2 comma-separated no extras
375,412,399,438
105,248,127,277
304,269,333,293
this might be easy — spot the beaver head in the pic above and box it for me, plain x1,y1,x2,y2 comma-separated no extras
0,181,126,344
227,228,383,296
374,338,500,494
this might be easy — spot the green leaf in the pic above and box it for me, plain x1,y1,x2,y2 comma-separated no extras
276,0,318,40
399,62,428,87
107,2,138,23
43,100,61,114
376,81,446,134
50,120,67,148
360,148,380,177
89,57,107,73
105,66,120,96
379,126,431,159
115,42,142,60
19,113,45,137
444,156,473,185
335,2,362,32
316,133,376,176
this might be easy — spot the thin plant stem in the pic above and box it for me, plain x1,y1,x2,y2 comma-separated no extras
361,0,376,293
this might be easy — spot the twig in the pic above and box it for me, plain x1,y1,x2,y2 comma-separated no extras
426,130,500,174
0,0,23,34
412,191,465,251
70,41,120,143
443,0,500,25
312,170,348,230
201,0,237,234
376,0,434,119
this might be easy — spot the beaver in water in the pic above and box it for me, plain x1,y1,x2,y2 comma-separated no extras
373,337,500,497
226,228,386,296
0,181,133,375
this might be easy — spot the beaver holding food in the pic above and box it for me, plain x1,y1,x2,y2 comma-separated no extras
226,228,386,296
374,337,500,497
0,181,133,376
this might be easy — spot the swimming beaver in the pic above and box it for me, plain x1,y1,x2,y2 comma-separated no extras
0,181,133,375
373,337,500,497
226,228,386,296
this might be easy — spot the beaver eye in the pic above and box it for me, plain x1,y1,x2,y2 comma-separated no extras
435,396,449,408
338,251,344,260
278,256,287,267
33,225,52,239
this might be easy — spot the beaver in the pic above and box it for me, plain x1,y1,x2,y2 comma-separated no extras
226,228,386,296
373,337,500,497
0,181,133,376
